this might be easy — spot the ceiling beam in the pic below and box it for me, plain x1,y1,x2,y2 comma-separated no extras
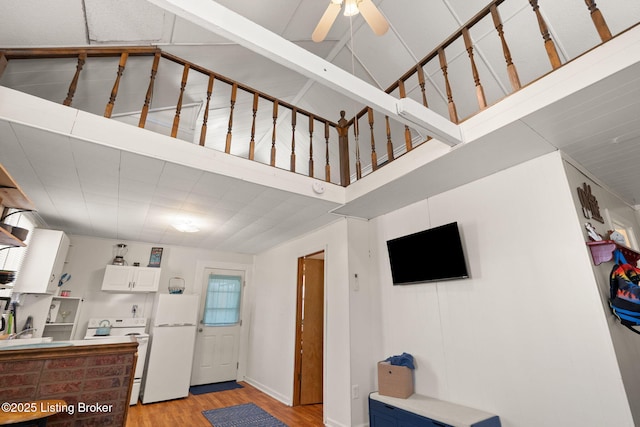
145,0,463,146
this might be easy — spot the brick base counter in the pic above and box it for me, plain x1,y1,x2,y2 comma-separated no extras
0,338,138,427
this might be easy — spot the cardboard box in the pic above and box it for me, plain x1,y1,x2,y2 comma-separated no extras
378,361,414,398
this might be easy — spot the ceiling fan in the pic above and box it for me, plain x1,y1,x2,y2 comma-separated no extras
312,0,389,42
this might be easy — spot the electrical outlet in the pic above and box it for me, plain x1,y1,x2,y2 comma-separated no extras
351,384,359,399
132,305,138,316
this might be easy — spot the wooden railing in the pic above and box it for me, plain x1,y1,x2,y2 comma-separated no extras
0,0,636,188
342,0,633,183
0,47,342,184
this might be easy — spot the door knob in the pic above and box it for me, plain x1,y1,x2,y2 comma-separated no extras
198,328,203,332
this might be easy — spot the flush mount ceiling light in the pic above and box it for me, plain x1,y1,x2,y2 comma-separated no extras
172,220,200,233
312,0,389,42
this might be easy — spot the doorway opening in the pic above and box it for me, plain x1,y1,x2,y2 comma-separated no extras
293,250,325,406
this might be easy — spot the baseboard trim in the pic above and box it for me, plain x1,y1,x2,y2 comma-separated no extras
243,376,292,406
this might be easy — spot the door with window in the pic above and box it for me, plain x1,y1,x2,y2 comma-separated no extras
191,268,244,385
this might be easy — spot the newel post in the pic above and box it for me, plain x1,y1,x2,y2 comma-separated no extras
337,111,351,187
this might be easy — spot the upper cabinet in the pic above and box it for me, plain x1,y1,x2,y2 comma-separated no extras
0,164,36,247
12,229,70,294
101,265,161,293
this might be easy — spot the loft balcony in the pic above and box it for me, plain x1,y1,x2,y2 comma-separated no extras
0,0,639,253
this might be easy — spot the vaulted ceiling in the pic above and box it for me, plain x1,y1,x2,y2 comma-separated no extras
1,0,640,253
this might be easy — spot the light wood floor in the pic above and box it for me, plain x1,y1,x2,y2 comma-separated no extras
127,382,324,426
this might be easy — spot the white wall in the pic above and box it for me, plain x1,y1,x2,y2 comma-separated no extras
368,152,634,426
247,219,351,427
563,158,640,425
347,217,383,427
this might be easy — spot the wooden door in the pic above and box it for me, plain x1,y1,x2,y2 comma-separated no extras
294,252,324,405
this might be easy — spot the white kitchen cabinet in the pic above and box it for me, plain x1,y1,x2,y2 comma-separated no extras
42,296,83,341
101,265,161,292
12,229,70,294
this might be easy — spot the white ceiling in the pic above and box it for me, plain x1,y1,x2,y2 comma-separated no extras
1,0,640,254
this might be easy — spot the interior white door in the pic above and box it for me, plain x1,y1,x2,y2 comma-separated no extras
191,268,244,386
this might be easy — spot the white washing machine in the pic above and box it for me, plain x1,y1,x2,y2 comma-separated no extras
84,317,149,405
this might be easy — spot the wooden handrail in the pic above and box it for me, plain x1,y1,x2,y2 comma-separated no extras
0,46,340,184
159,51,333,127
347,0,510,128
0,46,160,59
339,0,631,186
0,47,338,129
389,0,508,96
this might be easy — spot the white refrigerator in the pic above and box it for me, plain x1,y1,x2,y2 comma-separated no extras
141,293,200,404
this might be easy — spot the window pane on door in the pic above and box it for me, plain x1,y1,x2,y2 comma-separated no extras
203,274,242,326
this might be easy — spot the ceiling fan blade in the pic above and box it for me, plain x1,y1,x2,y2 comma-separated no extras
312,2,342,42
358,0,389,36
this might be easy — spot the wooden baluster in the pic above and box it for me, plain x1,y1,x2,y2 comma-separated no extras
324,122,331,182
354,117,362,180
0,54,8,79
199,75,215,146
528,0,561,69
225,83,238,153
416,66,432,142
308,115,314,178
490,4,521,91
171,63,190,138
104,52,128,118
397,80,413,151
416,65,429,108
249,92,258,159
385,115,394,162
140,52,161,129
438,49,459,123
584,0,612,42
462,28,487,110
290,107,297,172
63,52,86,106
271,100,278,167
368,108,378,171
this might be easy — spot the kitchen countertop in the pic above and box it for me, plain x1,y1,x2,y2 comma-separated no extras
0,336,135,350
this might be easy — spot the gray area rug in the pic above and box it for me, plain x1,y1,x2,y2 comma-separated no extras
202,403,288,427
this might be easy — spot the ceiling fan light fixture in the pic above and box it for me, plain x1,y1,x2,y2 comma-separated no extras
313,0,387,42
344,0,360,16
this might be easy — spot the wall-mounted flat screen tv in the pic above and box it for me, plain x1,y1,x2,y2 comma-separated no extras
386,222,469,285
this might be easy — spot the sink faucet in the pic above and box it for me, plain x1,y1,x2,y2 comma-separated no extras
8,328,36,340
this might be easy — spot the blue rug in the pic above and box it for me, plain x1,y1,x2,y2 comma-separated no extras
202,403,288,427
190,381,244,395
